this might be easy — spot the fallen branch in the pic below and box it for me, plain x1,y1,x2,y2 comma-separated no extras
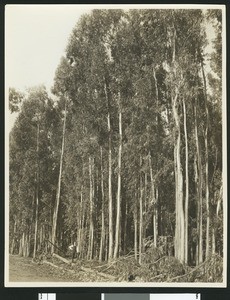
149,255,168,266
95,252,137,270
45,239,66,255
149,274,165,281
97,254,138,272
168,258,211,282
51,254,117,279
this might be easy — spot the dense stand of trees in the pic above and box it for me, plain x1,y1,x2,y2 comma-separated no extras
9,9,223,270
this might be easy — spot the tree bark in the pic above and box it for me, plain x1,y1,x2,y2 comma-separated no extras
10,219,17,254
80,184,86,259
173,92,185,263
123,201,128,254
194,101,203,264
139,164,143,264
144,172,148,240
170,21,185,263
77,186,83,256
212,185,223,254
99,147,105,262
201,59,210,260
183,98,189,264
88,156,94,260
149,153,157,248
51,97,67,253
104,81,113,261
33,122,39,259
114,92,122,259
134,208,138,260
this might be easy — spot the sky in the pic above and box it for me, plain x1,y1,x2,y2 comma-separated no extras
5,4,223,130
5,4,220,93
5,5,93,92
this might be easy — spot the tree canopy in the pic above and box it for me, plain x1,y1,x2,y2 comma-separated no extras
9,9,224,283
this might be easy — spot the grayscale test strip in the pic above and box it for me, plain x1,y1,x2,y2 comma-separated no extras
38,294,200,300
38,294,56,300
103,295,201,300
103,294,200,300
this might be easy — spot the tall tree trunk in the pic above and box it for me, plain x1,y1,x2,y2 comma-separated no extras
10,219,17,254
27,229,31,257
114,93,122,259
153,68,159,244
149,153,157,247
19,233,23,256
183,98,189,264
194,102,203,264
212,185,223,254
139,164,143,264
211,228,215,255
99,147,105,262
144,172,148,240
104,82,113,260
33,122,39,259
24,231,29,257
51,97,67,253
123,201,128,254
77,186,83,256
88,156,94,260
170,22,185,263
201,59,210,260
173,92,185,263
134,208,138,260
80,184,86,259
21,232,25,257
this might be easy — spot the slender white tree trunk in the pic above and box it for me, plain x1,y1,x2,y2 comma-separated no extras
87,156,94,260
99,147,105,262
194,102,203,264
104,82,113,261
10,219,17,254
51,98,67,253
183,98,189,264
114,93,122,259
173,92,185,263
33,122,39,258
149,153,157,248
134,210,138,260
139,166,143,264
201,60,210,260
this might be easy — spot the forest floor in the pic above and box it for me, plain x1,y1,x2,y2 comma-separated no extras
8,251,223,283
9,255,77,282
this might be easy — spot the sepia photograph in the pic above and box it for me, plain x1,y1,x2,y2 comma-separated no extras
5,4,227,287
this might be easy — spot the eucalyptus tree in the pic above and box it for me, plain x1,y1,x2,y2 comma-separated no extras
50,57,73,253
157,9,211,264
205,9,223,257
54,9,223,265
64,9,124,260
9,86,56,257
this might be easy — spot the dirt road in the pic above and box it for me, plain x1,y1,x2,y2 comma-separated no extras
9,255,74,282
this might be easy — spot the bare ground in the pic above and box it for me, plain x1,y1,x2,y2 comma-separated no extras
9,255,76,282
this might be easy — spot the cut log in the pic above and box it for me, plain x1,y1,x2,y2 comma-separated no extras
44,260,63,269
47,253,117,280
53,253,70,264
44,261,75,274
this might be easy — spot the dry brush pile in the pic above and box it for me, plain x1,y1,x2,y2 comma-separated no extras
33,244,223,283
